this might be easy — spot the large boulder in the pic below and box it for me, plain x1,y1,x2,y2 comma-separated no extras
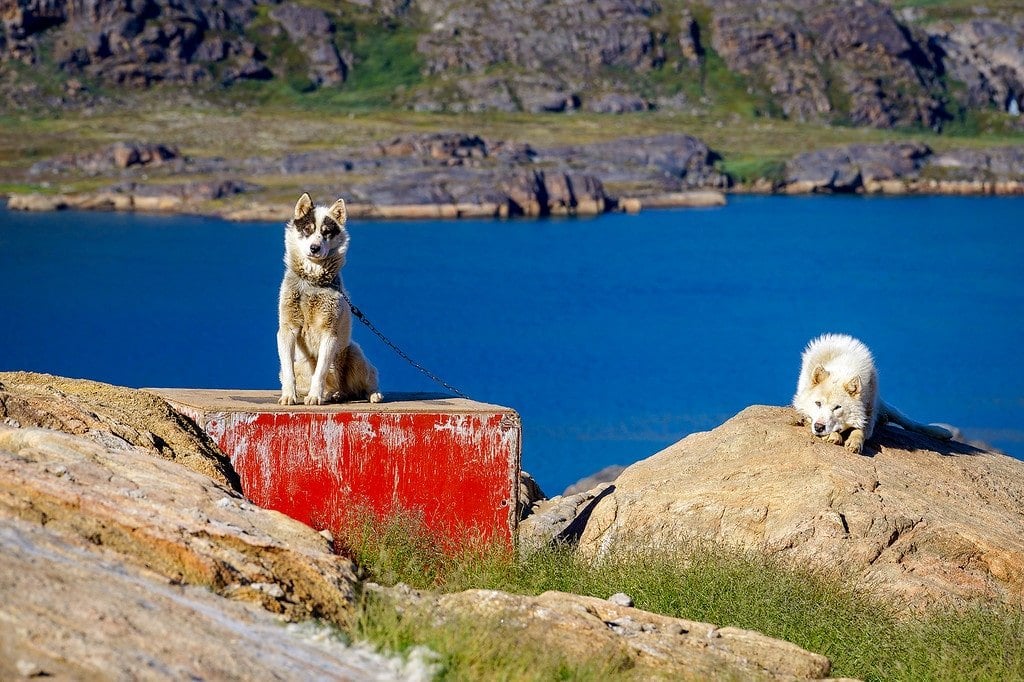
576,405,1024,609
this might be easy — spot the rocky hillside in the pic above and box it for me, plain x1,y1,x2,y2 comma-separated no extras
1,0,1022,128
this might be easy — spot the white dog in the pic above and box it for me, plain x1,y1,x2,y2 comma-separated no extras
277,193,383,406
793,333,951,453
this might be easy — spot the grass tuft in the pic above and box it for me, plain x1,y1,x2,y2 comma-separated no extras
353,593,630,681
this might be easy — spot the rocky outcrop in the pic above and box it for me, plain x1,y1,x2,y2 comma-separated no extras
781,142,1024,194
783,142,932,193
928,15,1024,113
0,420,364,620
0,516,409,681
547,134,730,192
8,130,736,218
8,180,259,213
407,0,952,124
711,0,943,127
928,146,1024,181
10,130,1024,221
269,3,348,87
3,0,270,88
29,141,183,176
573,405,1024,609
0,371,238,490
414,0,662,112
518,482,615,555
375,584,833,680
375,132,491,164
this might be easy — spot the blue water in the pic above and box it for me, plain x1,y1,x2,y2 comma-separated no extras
2,195,1022,494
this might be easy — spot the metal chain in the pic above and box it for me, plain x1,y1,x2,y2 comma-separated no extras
340,290,471,400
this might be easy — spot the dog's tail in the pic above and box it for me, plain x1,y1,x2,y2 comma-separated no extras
879,401,953,441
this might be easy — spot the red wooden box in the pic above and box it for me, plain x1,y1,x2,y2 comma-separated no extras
154,389,522,547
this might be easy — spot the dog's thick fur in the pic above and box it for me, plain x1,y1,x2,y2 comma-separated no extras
277,193,382,405
793,333,951,453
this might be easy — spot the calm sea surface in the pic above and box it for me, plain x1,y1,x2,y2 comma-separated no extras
2,195,1022,494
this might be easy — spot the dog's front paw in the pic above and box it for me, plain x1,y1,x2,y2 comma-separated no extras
825,431,844,446
369,391,383,404
279,392,298,405
845,430,865,454
304,392,324,406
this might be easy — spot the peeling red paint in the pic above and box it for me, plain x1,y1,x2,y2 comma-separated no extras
154,390,521,548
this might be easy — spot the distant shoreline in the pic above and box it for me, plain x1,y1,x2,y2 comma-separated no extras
7,180,1024,223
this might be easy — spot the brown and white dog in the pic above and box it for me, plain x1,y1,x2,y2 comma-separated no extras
277,192,382,405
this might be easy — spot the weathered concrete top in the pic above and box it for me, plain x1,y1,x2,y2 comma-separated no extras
151,388,516,416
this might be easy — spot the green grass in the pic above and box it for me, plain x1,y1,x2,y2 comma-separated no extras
890,0,1022,21
341,512,1024,681
227,5,425,111
718,156,788,185
354,595,631,681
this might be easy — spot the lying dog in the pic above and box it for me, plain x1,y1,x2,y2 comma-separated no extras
793,333,951,453
277,192,383,405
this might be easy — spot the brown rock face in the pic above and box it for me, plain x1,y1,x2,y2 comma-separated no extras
379,586,832,680
0,425,359,621
577,405,1024,608
0,517,401,681
710,0,944,128
930,16,1024,112
269,3,347,86
0,371,239,490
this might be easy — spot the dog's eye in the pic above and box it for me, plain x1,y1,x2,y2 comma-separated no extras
320,218,340,237
833,405,841,411
814,401,821,408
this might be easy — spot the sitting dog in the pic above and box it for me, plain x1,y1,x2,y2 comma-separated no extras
277,192,383,405
793,333,951,453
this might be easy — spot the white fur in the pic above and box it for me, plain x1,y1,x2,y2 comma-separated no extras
792,333,952,453
793,333,879,453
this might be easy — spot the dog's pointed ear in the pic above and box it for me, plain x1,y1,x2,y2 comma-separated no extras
811,365,829,386
294,193,313,220
328,198,347,225
844,376,862,397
